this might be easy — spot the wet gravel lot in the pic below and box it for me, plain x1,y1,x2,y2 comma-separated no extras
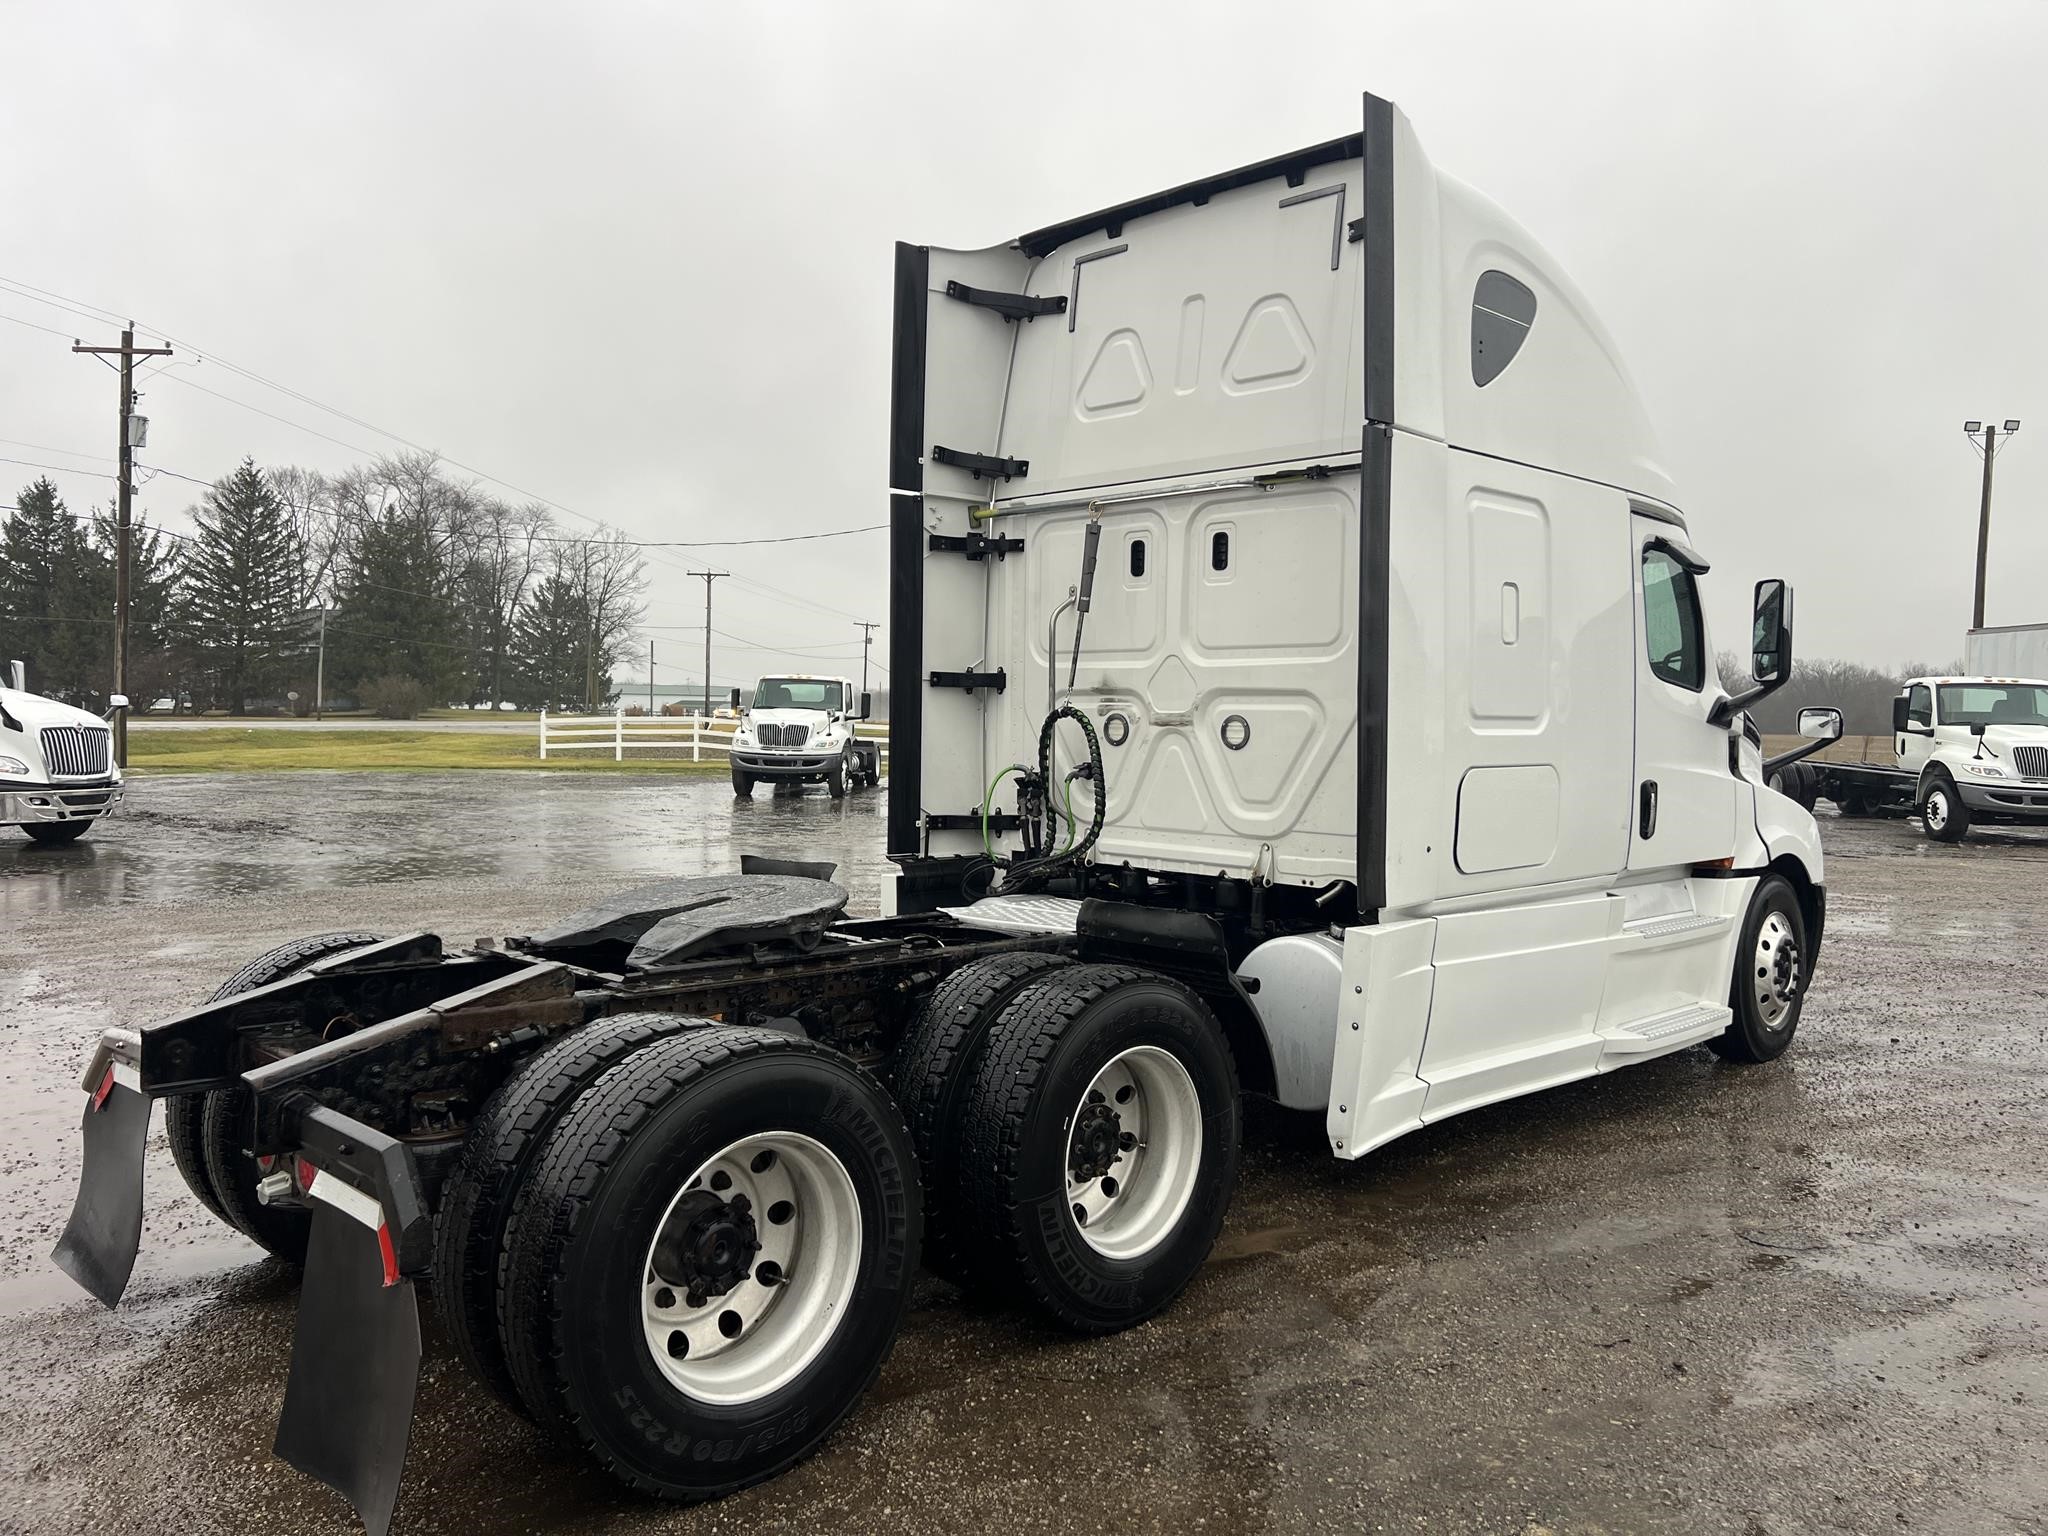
2,773,2044,1536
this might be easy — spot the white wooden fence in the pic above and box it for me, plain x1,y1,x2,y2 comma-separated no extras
539,710,888,765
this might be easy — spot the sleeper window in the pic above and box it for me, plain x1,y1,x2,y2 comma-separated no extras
1641,547,1705,692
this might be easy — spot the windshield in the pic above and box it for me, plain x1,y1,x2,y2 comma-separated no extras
1937,684,2048,728
752,678,844,712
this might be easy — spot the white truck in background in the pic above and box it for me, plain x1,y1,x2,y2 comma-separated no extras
1791,676,2048,840
726,673,881,798
0,660,125,844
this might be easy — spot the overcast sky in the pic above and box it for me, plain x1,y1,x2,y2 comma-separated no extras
3,0,2043,687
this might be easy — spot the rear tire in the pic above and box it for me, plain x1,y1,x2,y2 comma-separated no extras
496,1026,919,1498
955,965,1240,1334
1708,874,1807,1064
434,1012,692,1413
169,931,384,1262
891,951,1074,1282
22,820,90,844
1921,775,1970,842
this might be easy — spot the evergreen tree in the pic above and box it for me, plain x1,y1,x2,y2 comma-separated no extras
88,509,188,706
184,459,306,711
509,572,597,710
0,477,108,700
328,503,463,703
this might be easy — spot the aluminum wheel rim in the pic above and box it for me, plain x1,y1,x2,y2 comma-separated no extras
1065,1045,1203,1261
1752,910,1801,1030
641,1130,860,1405
1925,788,1949,830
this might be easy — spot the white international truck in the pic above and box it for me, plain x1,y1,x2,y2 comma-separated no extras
1788,675,2048,840
0,661,124,843
53,93,1828,1536
725,673,881,797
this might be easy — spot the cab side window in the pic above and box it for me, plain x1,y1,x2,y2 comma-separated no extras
1641,546,1705,691
1907,684,1933,727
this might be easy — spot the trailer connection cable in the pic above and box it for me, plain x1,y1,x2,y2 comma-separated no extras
999,703,1106,893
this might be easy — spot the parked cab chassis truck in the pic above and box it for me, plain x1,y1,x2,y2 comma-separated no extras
55,94,1831,1536
726,673,882,798
1771,677,2048,842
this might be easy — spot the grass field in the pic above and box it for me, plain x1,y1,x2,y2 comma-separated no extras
127,729,727,774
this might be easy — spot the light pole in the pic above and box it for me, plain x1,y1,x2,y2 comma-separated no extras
1964,419,2021,630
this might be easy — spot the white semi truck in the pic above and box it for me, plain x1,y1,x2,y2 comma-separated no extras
0,661,124,843
53,93,1827,1536
726,673,881,797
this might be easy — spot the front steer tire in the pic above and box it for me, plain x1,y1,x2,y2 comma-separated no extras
891,950,1074,1282
731,765,754,797
496,1026,919,1499
22,820,91,844
955,965,1241,1335
1921,774,1970,842
435,1012,693,1414
1708,874,1808,1065
167,931,385,1264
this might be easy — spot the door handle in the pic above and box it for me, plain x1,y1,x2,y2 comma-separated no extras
1639,780,1659,839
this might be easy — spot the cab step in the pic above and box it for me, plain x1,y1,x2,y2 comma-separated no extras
1601,1002,1731,1055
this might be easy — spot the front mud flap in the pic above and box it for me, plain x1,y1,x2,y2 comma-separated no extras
275,1200,423,1536
50,1070,149,1308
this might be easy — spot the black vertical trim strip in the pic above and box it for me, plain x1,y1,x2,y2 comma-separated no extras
1358,92,1396,917
887,242,929,861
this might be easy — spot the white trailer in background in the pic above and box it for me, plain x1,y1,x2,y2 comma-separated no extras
1967,623,2048,678
55,91,1831,1535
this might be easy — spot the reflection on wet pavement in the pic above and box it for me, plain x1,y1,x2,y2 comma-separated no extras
2,778,2044,1534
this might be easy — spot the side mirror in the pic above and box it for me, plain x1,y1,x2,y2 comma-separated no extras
1750,579,1790,685
860,691,873,719
1798,706,1843,742
1891,696,1910,733
729,687,742,712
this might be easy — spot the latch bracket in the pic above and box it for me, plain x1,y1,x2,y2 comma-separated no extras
928,668,1007,694
928,530,1025,561
931,445,1028,482
927,810,1024,834
944,280,1067,322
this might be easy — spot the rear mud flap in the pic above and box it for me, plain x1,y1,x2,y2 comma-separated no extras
275,1201,423,1536
50,1073,149,1308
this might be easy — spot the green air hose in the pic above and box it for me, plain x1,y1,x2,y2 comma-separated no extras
981,764,1029,861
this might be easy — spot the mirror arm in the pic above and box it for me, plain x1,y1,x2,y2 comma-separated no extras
1708,671,1787,728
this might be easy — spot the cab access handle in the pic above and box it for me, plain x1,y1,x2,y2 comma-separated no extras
1639,780,1659,839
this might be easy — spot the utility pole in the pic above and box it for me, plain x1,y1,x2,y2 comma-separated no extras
693,570,728,715
648,639,655,717
314,608,327,720
73,326,171,766
856,620,880,702
1965,419,2021,631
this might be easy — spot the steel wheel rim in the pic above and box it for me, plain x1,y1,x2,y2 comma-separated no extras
1752,910,1801,1030
1926,788,1948,830
1064,1045,1203,1261
641,1130,860,1405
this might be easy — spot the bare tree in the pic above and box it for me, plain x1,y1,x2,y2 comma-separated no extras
558,527,648,711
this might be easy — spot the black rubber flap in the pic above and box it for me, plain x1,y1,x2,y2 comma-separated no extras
50,1079,150,1308
528,873,848,969
627,874,848,969
275,1203,422,1536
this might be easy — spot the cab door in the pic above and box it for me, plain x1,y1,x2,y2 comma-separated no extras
1897,682,1936,775
1627,519,1738,870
